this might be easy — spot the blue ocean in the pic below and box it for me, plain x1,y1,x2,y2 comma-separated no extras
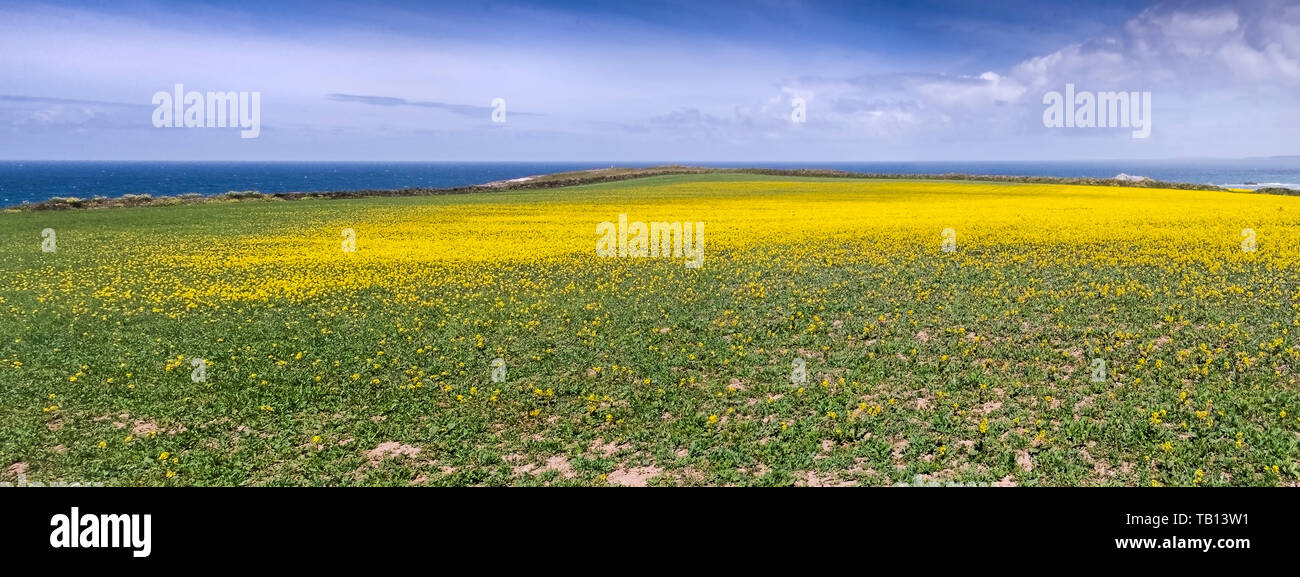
2,159,1299,206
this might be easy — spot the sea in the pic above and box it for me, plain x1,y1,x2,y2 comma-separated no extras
2,159,1299,206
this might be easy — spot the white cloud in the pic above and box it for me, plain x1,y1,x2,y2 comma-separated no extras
0,0,1296,160
736,0,1300,158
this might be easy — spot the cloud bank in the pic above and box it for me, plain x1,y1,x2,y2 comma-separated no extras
0,0,1295,160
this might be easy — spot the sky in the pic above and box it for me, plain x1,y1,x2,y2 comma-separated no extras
0,0,1297,161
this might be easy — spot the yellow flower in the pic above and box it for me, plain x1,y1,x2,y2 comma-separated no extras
707,414,719,425
158,451,170,460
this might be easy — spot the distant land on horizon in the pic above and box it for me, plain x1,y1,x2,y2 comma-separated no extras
2,158,1299,206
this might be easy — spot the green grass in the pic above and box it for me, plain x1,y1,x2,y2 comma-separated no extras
1,174,1297,486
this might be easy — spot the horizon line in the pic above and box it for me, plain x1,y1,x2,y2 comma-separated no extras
2,157,1298,163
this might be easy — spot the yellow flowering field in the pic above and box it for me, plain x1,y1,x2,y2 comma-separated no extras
2,173,1298,486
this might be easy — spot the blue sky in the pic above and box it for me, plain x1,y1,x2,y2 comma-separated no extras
1,0,1297,160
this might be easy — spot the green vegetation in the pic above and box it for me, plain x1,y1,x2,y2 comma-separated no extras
1,174,1297,486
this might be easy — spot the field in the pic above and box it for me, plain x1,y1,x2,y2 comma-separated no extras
2,173,1298,486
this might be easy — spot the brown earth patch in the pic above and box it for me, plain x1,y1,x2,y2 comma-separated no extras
1073,396,1095,415
4,462,29,479
364,442,421,464
512,454,577,479
891,438,909,469
607,465,662,486
588,439,627,458
1015,450,1033,472
799,470,856,487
